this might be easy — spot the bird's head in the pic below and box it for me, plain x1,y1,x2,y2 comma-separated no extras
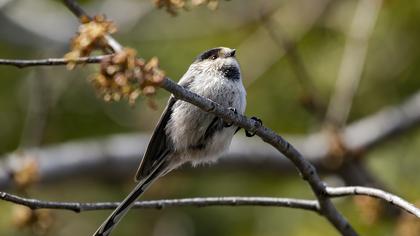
189,47,241,81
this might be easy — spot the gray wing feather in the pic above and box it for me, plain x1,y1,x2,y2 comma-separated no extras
134,97,176,181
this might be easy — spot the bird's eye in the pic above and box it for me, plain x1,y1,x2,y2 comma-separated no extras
210,55,218,60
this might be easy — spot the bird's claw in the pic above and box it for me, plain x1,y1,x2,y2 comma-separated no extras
245,117,262,137
223,107,237,127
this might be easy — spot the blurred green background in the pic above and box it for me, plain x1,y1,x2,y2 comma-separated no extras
1,0,420,235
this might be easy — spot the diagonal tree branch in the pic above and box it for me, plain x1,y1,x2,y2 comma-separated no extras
160,76,358,235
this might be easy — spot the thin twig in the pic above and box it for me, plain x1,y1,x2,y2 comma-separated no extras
62,0,89,19
261,13,325,119
0,191,319,213
237,0,334,87
0,56,106,68
325,0,383,127
19,70,51,148
327,186,420,217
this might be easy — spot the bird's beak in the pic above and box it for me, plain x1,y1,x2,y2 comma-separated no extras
226,49,236,57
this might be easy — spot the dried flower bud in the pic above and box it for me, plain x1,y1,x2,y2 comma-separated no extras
91,48,165,105
395,201,420,236
153,0,222,15
64,16,165,106
12,205,54,235
65,15,116,69
12,157,39,190
12,205,33,229
353,196,381,225
192,0,219,10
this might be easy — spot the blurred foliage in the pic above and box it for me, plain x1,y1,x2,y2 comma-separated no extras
1,0,420,235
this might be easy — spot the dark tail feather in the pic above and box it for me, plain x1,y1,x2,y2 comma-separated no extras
92,160,168,236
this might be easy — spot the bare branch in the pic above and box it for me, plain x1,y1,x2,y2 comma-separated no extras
327,187,420,218
0,191,319,213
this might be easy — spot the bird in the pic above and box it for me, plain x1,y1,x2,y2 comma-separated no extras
93,47,247,236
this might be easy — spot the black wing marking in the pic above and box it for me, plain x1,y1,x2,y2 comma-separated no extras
135,97,176,181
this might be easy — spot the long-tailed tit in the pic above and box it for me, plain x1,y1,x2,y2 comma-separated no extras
93,47,247,236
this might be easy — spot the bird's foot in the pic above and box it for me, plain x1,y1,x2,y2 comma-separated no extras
245,117,263,137
223,107,237,128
